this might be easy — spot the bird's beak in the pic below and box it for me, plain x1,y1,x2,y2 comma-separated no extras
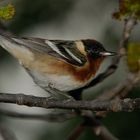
100,51,117,56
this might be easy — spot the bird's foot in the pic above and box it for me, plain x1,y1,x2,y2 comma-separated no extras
46,87,75,101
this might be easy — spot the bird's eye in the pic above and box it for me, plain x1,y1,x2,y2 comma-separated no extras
86,48,101,59
91,51,101,58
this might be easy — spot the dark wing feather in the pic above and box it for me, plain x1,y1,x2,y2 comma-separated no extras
12,37,87,66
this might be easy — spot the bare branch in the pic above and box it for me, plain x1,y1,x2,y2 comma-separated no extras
68,110,119,140
68,124,85,140
0,93,140,112
92,126,119,140
82,111,119,140
0,108,75,122
98,71,140,100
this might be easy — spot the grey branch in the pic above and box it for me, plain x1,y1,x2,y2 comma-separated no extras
92,125,119,140
68,123,85,140
68,111,119,140
0,108,75,122
98,71,140,100
0,93,140,112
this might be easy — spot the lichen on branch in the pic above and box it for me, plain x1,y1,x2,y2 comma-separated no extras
113,0,140,20
0,4,15,20
127,43,140,72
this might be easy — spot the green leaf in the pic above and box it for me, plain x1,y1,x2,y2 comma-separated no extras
127,43,140,72
113,0,140,20
0,4,15,20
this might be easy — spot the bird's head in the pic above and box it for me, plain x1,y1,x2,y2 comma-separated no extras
82,39,116,59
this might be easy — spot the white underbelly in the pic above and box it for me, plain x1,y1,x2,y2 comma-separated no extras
27,70,84,92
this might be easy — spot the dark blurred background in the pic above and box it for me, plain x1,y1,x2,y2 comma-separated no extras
0,0,140,140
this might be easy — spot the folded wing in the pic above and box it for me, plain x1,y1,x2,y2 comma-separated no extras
12,37,87,66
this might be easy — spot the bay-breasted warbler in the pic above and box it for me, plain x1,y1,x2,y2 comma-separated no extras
0,32,115,98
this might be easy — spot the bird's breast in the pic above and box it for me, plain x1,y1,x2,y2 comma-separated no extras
27,69,85,91
70,56,104,83
24,53,104,91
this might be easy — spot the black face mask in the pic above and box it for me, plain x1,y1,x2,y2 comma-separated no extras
82,39,106,59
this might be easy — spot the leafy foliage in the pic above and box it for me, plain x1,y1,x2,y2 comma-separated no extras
113,0,140,20
0,4,15,20
127,43,140,72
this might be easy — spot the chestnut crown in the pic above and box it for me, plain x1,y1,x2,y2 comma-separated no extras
82,39,116,59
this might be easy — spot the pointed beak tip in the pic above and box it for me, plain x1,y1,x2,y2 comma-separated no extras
101,51,117,56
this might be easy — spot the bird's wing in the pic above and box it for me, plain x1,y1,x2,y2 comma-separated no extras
11,37,87,66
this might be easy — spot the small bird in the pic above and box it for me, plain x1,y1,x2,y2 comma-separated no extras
0,32,115,99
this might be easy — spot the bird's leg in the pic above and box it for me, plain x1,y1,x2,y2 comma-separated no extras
68,88,83,100
46,85,75,101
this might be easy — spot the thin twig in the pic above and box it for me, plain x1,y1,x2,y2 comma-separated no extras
95,70,140,117
82,15,137,89
98,70,140,100
95,15,138,118
82,111,119,140
68,110,119,140
92,126,119,140
68,124,85,140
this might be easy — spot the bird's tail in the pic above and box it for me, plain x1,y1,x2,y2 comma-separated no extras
0,22,17,52
0,23,34,64
0,21,15,37
0,30,20,57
